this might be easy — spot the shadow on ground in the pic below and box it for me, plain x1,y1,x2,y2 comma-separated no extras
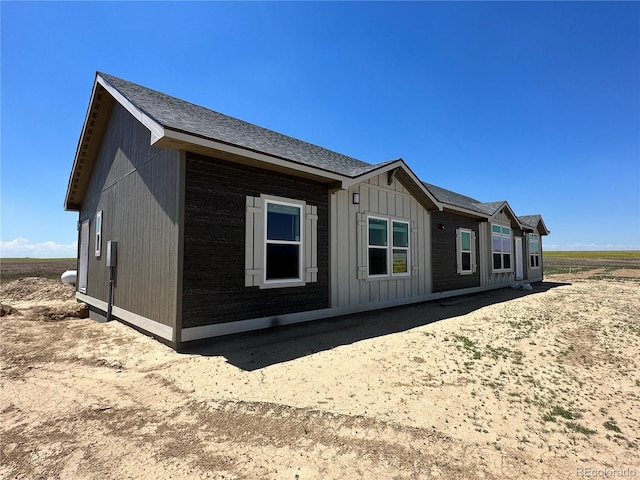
182,281,569,371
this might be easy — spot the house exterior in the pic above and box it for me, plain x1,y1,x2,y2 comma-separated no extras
64,72,549,349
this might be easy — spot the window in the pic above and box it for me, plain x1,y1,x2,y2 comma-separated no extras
95,211,103,257
265,201,302,282
456,228,476,275
492,224,512,271
368,218,388,275
529,233,540,268
245,195,318,289
392,221,409,274
367,216,410,277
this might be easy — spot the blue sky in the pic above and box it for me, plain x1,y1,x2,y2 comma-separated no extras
1,1,639,257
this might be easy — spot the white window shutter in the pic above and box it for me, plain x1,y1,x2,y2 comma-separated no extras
245,196,263,287
471,231,477,273
455,228,462,274
357,213,367,279
305,204,318,283
411,221,419,277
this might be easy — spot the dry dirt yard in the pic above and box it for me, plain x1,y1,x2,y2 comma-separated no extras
1,273,639,479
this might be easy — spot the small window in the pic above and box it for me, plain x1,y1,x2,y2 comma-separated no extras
265,201,302,282
367,217,410,278
392,221,409,274
529,233,540,268
95,211,103,257
368,218,388,276
461,230,471,272
457,228,476,275
491,224,511,272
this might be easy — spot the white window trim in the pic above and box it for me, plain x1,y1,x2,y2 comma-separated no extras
391,219,411,277
529,233,541,269
366,215,411,279
491,223,512,273
456,228,476,275
95,211,103,257
263,196,305,288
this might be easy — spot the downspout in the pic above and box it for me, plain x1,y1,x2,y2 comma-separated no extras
107,264,114,322
106,240,117,321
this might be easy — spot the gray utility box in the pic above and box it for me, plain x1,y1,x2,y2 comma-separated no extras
106,241,117,267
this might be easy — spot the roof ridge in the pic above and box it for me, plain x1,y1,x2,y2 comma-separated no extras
97,72,376,177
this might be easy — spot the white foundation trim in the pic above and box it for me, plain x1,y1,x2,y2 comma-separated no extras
76,292,173,341
181,282,516,342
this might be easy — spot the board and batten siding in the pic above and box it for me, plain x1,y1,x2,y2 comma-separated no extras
79,102,181,329
181,153,330,329
330,172,431,308
479,207,516,288
526,229,544,282
430,211,481,292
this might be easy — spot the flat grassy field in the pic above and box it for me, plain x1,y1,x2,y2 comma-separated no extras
0,258,77,285
542,251,640,279
544,250,640,258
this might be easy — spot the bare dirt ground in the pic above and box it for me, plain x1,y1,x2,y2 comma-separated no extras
1,266,639,479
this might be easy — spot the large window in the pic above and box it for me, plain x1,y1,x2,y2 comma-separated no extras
265,201,302,282
456,228,476,275
529,233,540,268
492,224,512,271
368,216,410,277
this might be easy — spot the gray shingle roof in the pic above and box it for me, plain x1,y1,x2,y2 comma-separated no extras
518,215,541,228
99,73,377,178
93,73,547,233
422,182,505,216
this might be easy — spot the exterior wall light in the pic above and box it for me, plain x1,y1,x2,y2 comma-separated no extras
353,192,360,204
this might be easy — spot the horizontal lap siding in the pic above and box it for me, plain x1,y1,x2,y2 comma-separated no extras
430,211,480,292
80,103,180,327
182,153,329,328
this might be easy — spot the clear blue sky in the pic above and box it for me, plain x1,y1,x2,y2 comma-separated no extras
2,1,639,257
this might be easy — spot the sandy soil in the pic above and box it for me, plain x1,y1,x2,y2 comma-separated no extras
1,274,639,479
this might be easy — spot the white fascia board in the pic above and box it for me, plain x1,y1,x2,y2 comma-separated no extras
96,74,166,144
159,129,348,183
493,201,525,230
340,159,405,188
441,203,489,219
64,80,101,210
397,162,443,211
342,159,443,211
538,218,550,235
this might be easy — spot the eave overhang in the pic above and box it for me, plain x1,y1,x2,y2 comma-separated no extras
154,128,349,185
341,159,442,212
66,74,381,211
438,203,491,220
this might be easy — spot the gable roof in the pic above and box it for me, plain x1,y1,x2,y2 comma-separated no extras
64,72,548,236
65,72,441,211
99,73,384,178
518,215,551,235
423,182,549,234
423,182,506,217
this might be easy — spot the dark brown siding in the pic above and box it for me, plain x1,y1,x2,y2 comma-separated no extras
182,153,330,328
431,211,481,292
80,102,181,328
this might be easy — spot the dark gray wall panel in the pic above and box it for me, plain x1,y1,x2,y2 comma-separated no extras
431,211,481,292
182,153,329,328
79,102,180,327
